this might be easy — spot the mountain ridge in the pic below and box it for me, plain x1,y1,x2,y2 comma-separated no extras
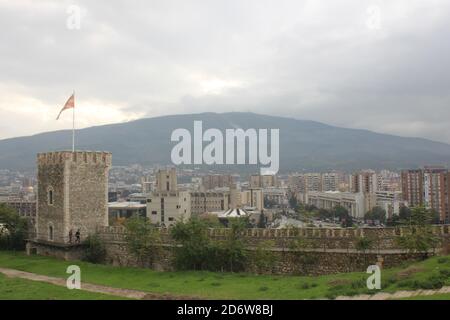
1,112,449,172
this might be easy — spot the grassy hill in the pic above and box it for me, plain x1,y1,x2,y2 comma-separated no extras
0,251,448,300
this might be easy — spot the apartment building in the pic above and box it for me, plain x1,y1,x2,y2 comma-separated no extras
250,174,278,188
401,167,450,223
201,174,234,190
350,170,378,194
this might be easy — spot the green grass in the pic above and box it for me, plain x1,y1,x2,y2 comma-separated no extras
0,273,125,300
399,293,450,300
0,251,448,300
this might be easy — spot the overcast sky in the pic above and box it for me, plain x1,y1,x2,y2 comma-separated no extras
1,0,449,143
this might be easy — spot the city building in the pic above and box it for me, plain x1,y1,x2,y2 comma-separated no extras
263,187,288,206
250,174,278,188
307,191,367,218
350,170,378,194
401,167,449,223
240,188,264,211
108,201,147,225
201,174,234,190
147,168,191,226
190,191,230,215
321,173,340,192
375,191,403,218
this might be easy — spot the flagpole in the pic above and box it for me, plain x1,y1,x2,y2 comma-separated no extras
72,91,75,153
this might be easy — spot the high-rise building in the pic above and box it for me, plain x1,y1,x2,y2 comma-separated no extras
155,168,177,192
201,174,234,190
321,173,340,192
401,169,423,207
147,168,190,226
350,170,378,194
250,174,278,188
401,167,449,223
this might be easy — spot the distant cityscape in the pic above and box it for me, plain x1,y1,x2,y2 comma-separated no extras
2,161,449,236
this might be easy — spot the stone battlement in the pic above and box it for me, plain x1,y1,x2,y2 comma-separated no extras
96,225,450,252
96,225,450,239
37,151,112,166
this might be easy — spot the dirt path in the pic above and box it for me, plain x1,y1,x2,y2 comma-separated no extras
0,267,201,300
1,267,449,300
335,286,450,300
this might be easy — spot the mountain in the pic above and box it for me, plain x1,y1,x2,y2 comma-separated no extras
1,112,450,172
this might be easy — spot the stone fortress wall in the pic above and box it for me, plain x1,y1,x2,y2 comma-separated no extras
95,225,450,275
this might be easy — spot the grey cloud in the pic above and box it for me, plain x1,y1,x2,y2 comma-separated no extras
0,0,450,143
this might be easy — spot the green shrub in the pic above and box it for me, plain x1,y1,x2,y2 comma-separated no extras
410,276,445,290
0,204,28,251
82,234,106,264
397,280,414,288
438,269,450,278
325,292,337,300
299,283,310,290
437,257,449,264
350,279,366,289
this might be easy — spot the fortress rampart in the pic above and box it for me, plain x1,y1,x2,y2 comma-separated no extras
93,225,450,275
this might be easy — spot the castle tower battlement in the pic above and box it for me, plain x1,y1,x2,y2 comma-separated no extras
35,151,112,245
37,151,112,166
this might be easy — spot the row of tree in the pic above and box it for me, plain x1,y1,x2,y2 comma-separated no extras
0,204,27,250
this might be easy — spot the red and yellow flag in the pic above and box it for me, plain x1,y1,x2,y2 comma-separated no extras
56,93,75,120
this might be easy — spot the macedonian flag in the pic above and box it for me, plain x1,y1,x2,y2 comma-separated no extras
56,93,75,120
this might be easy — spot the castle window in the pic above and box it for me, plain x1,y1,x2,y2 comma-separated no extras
48,188,54,206
48,224,53,241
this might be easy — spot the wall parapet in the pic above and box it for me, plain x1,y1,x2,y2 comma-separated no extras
95,225,449,251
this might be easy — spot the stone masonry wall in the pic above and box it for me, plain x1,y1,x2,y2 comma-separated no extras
95,225,450,276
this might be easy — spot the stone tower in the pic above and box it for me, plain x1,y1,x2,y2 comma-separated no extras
35,151,112,244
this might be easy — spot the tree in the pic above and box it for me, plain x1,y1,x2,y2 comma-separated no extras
365,206,387,223
333,205,349,220
330,205,353,227
82,234,106,263
288,195,298,210
257,212,267,228
124,216,162,267
221,218,248,272
0,204,28,250
341,215,354,228
399,206,412,222
264,198,277,209
395,206,441,258
170,217,247,272
387,214,401,227
317,208,332,220
170,218,213,270
355,237,373,253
